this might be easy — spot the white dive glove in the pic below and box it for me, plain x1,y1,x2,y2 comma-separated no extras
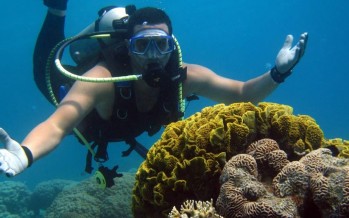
271,32,309,83
0,128,32,177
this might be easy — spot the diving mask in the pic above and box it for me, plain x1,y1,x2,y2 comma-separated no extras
129,29,175,55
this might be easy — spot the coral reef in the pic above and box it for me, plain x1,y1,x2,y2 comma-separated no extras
45,172,135,218
322,138,349,158
216,139,349,217
0,181,33,218
0,172,135,217
132,102,325,217
30,179,76,214
168,199,223,218
216,139,298,217
275,148,349,217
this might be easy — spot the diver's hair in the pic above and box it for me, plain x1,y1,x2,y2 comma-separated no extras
128,7,172,36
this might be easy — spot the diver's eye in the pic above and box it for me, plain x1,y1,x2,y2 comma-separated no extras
134,38,151,53
155,37,169,52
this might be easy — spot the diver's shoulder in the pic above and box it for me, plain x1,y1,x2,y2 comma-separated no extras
184,63,215,77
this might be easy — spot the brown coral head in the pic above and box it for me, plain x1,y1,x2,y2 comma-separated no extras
220,154,258,185
216,181,247,218
246,138,280,164
272,161,309,197
267,149,290,173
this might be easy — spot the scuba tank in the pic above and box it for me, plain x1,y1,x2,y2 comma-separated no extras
69,5,135,65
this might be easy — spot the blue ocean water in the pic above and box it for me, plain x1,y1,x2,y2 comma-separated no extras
0,0,348,189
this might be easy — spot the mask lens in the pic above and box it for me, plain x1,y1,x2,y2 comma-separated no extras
132,37,151,54
154,36,174,54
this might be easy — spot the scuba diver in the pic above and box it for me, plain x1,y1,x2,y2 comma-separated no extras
0,0,308,185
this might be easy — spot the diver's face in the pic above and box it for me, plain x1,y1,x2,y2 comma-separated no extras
133,23,170,35
129,23,172,72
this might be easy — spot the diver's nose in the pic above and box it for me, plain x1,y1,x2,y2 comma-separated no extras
146,41,160,59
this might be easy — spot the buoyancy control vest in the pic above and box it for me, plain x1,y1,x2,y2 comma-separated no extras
78,43,187,173
45,5,188,174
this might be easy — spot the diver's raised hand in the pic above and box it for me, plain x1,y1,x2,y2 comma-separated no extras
0,128,32,177
271,32,309,83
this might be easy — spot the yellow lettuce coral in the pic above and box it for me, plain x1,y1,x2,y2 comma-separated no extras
322,138,349,158
132,102,328,217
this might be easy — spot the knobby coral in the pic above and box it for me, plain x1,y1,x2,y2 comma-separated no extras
285,148,349,217
132,102,326,217
217,138,349,218
216,139,298,217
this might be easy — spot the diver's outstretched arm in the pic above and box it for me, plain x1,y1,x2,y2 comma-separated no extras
183,32,309,104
